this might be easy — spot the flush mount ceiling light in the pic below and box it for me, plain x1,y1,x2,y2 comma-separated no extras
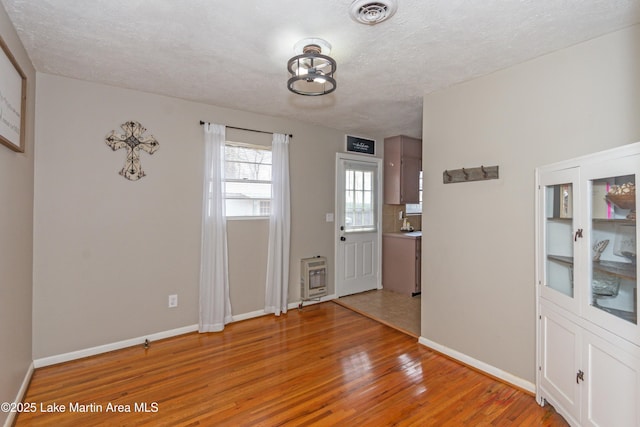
287,38,336,96
349,0,398,25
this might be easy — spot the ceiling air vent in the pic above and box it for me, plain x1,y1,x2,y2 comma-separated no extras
349,0,398,25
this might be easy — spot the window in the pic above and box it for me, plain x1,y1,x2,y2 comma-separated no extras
405,170,423,215
344,166,376,231
224,142,272,217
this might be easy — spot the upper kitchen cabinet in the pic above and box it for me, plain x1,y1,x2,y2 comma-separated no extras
384,135,422,204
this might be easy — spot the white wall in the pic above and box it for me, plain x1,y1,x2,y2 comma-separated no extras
33,73,383,359
421,25,640,383
0,4,35,425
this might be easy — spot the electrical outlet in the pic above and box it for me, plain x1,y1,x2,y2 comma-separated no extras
168,294,178,308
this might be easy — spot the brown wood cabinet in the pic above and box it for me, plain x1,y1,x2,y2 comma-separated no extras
382,232,421,296
383,135,422,204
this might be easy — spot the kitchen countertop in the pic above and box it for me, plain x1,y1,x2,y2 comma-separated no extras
382,231,422,239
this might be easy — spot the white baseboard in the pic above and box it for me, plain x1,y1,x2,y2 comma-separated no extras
418,336,535,394
235,293,337,321
231,309,268,322
33,295,338,368
3,362,34,427
33,324,199,368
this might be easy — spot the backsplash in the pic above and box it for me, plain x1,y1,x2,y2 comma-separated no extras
383,204,422,233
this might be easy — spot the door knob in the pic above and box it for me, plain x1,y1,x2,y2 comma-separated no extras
340,236,346,241
576,370,584,384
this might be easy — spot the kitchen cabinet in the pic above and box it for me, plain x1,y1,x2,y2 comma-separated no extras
382,232,421,296
535,142,639,427
384,135,422,204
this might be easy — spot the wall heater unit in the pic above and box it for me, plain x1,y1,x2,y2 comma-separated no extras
300,256,328,300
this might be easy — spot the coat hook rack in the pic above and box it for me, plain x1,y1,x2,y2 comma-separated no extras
442,165,499,184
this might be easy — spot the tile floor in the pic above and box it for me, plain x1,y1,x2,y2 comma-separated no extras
334,289,421,337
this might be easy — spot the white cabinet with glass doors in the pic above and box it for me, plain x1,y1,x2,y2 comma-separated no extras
536,142,640,427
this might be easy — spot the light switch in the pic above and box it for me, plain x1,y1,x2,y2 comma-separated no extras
325,213,334,222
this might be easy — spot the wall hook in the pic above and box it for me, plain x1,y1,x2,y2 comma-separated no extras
442,165,499,184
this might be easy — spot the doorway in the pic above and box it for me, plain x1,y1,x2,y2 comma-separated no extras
335,153,382,297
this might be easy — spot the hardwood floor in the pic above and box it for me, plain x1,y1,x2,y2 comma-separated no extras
16,302,567,426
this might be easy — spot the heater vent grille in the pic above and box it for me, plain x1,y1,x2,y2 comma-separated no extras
301,257,328,300
349,0,398,25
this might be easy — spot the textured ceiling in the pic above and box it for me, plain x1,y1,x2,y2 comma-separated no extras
2,0,640,138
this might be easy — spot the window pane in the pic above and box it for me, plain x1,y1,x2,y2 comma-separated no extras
344,165,376,231
226,161,272,181
226,199,271,217
226,181,271,199
223,143,272,217
406,170,423,214
346,170,354,190
355,171,363,190
225,145,272,163
364,171,372,191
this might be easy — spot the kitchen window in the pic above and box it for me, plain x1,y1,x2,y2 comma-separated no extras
405,171,423,215
224,142,272,217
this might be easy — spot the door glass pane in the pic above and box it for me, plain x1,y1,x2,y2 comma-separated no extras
545,183,574,298
344,165,376,232
590,175,636,324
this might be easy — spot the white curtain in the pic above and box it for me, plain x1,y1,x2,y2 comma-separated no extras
199,123,232,332
265,133,291,315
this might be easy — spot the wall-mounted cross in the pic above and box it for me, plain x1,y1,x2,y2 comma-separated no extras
105,121,159,181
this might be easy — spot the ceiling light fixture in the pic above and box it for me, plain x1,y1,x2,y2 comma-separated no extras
287,38,336,96
349,0,398,25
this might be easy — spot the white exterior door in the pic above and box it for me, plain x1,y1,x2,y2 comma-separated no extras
335,154,382,297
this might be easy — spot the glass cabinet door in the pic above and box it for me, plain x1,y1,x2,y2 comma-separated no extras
589,174,637,327
545,183,575,297
539,168,580,311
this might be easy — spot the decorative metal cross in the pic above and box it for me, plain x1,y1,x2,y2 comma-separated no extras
105,121,159,181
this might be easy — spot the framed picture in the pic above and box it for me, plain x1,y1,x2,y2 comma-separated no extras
0,35,26,153
345,135,375,155
559,183,573,218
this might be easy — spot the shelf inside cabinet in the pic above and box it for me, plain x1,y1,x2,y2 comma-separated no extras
592,218,636,225
547,255,637,281
592,302,637,323
547,255,574,265
546,218,635,225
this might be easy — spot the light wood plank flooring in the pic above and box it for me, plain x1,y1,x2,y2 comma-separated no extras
16,302,567,426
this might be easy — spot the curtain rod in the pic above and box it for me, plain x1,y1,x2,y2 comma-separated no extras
199,121,292,138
